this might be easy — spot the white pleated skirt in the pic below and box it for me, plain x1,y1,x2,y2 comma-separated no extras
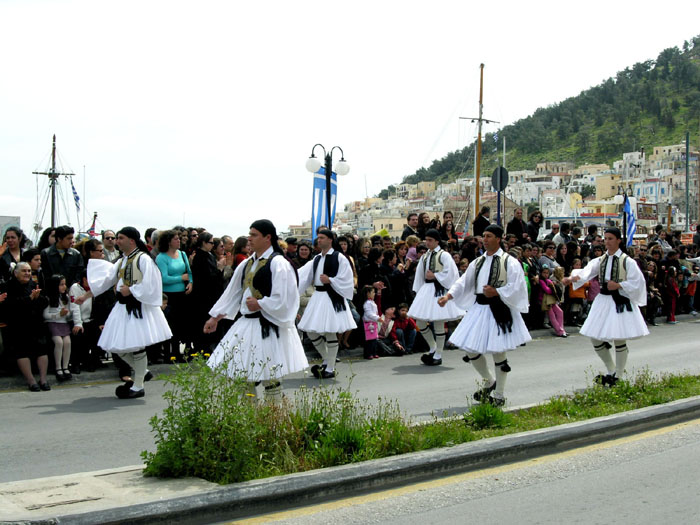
98,304,172,353
408,283,465,322
579,294,649,342
298,292,356,333
207,317,308,382
449,303,531,354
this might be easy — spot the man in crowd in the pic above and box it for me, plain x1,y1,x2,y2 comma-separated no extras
284,237,298,263
401,213,419,241
506,207,529,246
205,220,307,402
41,225,84,286
552,222,571,246
88,227,172,399
297,229,356,378
545,223,559,241
408,229,464,366
102,230,121,263
439,224,531,406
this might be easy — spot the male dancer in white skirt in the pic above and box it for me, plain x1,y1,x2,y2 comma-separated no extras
297,229,356,379
204,220,308,402
409,228,464,366
438,224,531,406
562,227,648,386
88,227,172,399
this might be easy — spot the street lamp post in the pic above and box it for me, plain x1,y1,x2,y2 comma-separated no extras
305,144,350,230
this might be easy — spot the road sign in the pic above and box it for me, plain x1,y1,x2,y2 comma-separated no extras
492,167,508,191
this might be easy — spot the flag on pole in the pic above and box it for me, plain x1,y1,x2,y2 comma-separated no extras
624,195,636,247
311,166,337,241
87,215,97,237
70,179,81,212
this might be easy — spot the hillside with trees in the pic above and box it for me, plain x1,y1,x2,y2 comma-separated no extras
378,35,700,199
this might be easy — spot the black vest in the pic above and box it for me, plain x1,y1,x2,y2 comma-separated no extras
312,251,347,312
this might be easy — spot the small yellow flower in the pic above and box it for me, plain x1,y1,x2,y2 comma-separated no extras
191,353,199,357
170,356,177,361
204,353,211,358
245,393,256,397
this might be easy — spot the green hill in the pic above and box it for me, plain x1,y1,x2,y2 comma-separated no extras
379,35,700,199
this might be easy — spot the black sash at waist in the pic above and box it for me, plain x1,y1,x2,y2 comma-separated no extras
599,285,633,313
244,311,279,339
475,293,512,335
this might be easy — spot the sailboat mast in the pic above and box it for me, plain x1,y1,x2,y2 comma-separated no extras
475,64,484,219
33,135,75,230
50,134,57,228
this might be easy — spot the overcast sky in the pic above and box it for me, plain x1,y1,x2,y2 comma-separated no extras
1,0,698,240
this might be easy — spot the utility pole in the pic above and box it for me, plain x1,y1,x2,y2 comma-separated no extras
459,64,498,233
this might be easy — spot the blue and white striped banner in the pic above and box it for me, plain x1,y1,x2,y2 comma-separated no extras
71,179,81,211
624,195,636,247
311,167,337,241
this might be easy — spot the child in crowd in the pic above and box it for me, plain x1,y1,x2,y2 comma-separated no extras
405,235,420,262
361,285,381,360
666,267,680,324
390,303,418,354
68,270,95,373
567,258,589,325
376,306,405,356
44,274,75,381
539,266,567,338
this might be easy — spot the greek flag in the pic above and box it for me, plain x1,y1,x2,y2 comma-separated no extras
70,179,81,211
624,195,636,247
311,166,337,241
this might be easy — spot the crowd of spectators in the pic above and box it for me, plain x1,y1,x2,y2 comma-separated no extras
1,211,698,390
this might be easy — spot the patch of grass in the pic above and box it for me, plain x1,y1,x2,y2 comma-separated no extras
142,361,700,485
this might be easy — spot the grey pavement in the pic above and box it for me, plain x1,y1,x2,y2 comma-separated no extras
0,317,698,523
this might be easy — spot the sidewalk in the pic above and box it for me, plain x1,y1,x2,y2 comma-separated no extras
2,396,699,524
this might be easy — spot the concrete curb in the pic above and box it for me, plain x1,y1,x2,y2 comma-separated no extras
8,395,700,525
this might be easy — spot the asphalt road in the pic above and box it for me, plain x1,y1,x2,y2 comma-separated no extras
0,320,698,484
238,418,700,524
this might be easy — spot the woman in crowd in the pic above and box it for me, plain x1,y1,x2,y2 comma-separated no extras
417,212,431,240
37,227,56,251
156,230,193,361
354,238,371,273
190,231,225,352
527,211,543,242
293,241,313,269
3,262,51,391
440,219,459,253
232,236,250,269
358,247,390,312
1,226,28,282
555,243,570,274
21,248,46,291
644,260,662,326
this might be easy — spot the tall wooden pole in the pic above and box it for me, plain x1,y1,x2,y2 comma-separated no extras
475,64,484,221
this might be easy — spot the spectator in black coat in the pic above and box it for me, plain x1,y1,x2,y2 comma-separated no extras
472,206,490,237
401,213,420,241
506,207,530,245
41,225,84,286
190,232,225,352
3,262,51,391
